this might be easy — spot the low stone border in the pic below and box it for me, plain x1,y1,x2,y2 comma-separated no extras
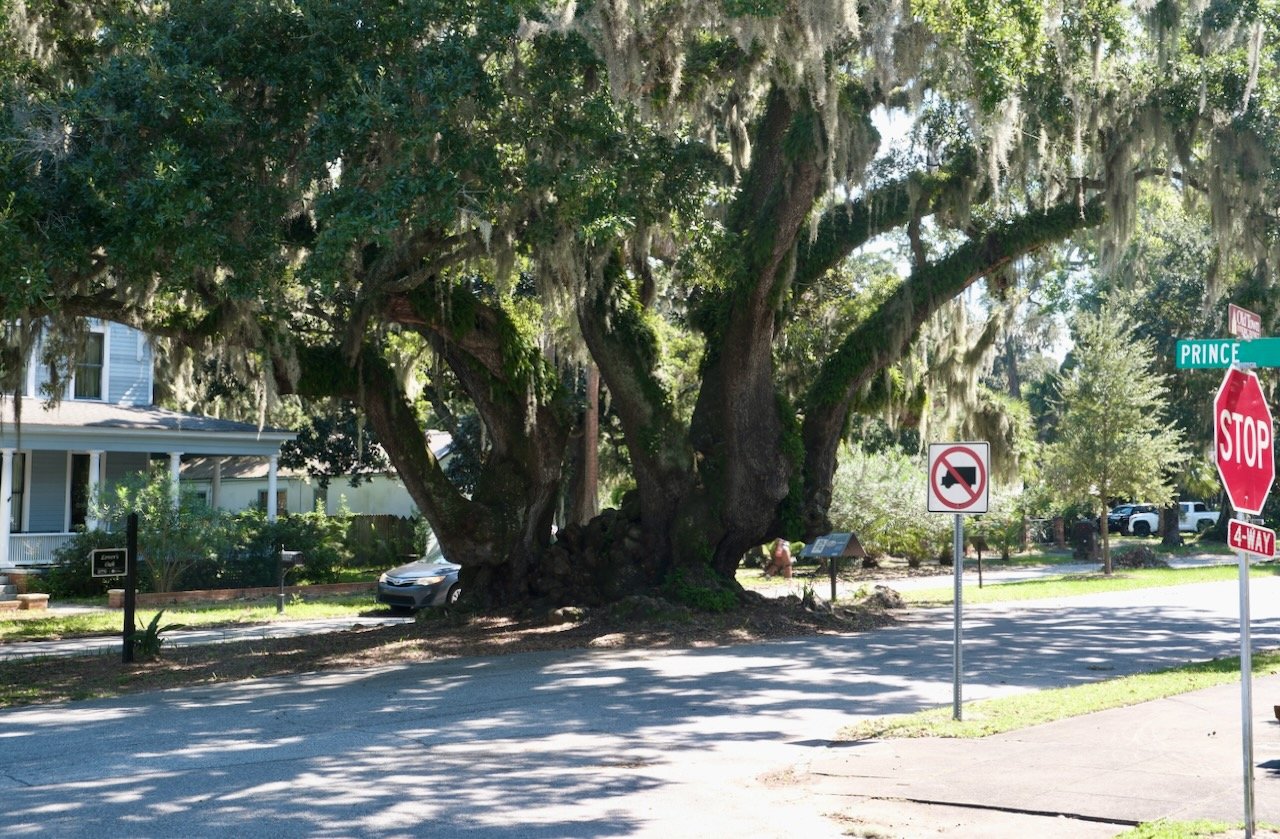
106,581,375,609
16,593,49,611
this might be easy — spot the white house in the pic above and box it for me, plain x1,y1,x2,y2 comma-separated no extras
179,431,451,518
0,321,295,569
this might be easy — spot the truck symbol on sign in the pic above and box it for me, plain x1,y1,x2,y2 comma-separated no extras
940,466,977,489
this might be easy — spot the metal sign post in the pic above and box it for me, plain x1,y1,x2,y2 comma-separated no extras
1236,511,1256,839
953,513,964,721
927,442,990,723
1213,363,1273,839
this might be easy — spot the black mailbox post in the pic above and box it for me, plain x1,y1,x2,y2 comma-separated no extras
277,549,304,614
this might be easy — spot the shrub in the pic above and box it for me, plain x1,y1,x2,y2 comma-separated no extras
665,567,738,613
41,530,128,598
129,610,185,660
828,445,950,562
94,470,228,593
185,509,351,588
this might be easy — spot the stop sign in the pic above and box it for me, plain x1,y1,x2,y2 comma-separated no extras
1215,367,1275,515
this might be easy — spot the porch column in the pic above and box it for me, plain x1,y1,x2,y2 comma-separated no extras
86,450,102,531
168,452,182,510
267,454,279,522
210,457,223,510
0,448,12,569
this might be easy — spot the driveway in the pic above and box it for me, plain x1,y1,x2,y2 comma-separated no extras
1,577,1278,837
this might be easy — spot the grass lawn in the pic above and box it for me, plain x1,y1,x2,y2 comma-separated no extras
841,649,1280,741
0,593,386,642
903,562,1279,605
1116,820,1278,838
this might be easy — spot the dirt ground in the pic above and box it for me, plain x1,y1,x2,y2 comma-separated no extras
0,591,898,707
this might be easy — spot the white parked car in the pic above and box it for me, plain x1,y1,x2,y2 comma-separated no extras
1126,501,1220,536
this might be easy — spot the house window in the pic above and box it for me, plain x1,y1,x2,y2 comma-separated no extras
258,489,288,516
73,332,104,400
70,453,89,530
9,452,25,533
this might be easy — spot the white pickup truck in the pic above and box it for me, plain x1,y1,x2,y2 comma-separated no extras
1126,501,1220,536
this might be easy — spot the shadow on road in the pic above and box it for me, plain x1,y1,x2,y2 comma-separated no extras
1,580,1278,837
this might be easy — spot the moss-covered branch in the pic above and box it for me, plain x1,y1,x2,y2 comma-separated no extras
793,153,979,292
284,343,478,542
577,253,692,539
799,195,1107,534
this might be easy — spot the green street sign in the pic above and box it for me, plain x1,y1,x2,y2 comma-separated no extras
1176,338,1280,369
1177,339,1240,368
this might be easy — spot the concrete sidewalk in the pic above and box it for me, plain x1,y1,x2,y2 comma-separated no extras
806,673,1280,834
0,613,414,661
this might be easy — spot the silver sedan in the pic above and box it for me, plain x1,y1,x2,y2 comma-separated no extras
376,552,461,612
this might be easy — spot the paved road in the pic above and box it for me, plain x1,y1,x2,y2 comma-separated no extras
2,577,1278,837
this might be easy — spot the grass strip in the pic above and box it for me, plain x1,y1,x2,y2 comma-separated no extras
904,563,1280,606
840,650,1280,741
1115,819,1278,838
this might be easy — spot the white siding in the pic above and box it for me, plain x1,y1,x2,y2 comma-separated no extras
27,321,153,406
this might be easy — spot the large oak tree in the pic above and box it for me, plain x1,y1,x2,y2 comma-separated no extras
5,0,1280,606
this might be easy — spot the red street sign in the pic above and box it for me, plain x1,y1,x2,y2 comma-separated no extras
927,442,990,514
1215,367,1275,516
1228,519,1276,558
1229,303,1263,340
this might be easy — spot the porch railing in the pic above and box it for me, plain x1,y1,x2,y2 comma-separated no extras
9,533,76,567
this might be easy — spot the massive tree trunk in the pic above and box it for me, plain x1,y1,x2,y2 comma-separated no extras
576,253,695,588
277,279,576,608
685,88,827,575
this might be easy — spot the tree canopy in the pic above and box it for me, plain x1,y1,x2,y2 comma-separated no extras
5,0,1280,606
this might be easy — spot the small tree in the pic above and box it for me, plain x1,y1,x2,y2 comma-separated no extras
93,470,229,593
1042,306,1186,573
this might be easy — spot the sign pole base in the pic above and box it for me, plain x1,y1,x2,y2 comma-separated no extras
953,513,963,722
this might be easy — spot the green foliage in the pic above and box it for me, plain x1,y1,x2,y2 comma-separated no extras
128,610,185,660
1041,305,1186,569
664,567,738,613
829,445,952,561
41,530,127,598
915,0,1049,110
93,470,229,593
971,488,1029,560
280,402,390,490
44,470,353,594
211,508,351,587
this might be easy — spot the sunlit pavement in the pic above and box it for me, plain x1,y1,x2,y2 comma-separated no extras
1,577,1279,837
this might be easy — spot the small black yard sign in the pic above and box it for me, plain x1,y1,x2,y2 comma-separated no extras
91,548,128,578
